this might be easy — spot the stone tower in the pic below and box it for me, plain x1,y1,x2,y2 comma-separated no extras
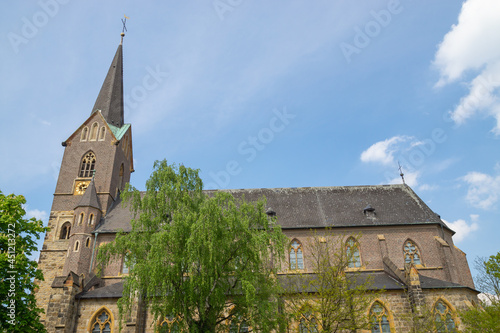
36,33,133,331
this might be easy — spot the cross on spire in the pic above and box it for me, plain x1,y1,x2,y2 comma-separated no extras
398,161,406,185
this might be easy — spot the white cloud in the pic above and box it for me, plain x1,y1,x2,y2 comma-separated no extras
434,0,500,134
389,171,420,187
462,171,500,209
443,218,479,243
26,208,48,223
418,184,439,191
360,136,412,165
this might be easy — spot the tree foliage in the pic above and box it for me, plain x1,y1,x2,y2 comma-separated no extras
286,231,377,332
0,190,49,333
97,161,287,332
459,254,500,333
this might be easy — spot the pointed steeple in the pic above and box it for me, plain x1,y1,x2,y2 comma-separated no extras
91,35,124,128
75,178,101,210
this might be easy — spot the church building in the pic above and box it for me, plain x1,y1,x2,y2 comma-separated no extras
35,33,479,332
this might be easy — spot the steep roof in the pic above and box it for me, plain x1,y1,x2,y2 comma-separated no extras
94,184,449,233
91,42,124,127
75,178,101,210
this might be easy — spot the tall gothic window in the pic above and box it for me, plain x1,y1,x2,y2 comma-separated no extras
59,222,71,240
346,237,361,268
90,308,112,333
370,302,392,333
298,313,319,333
403,240,422,265
81,126,88,141
90,122,99,141
434,300,456,332
79,152,96,178
290,239,304,270
99,126,106,141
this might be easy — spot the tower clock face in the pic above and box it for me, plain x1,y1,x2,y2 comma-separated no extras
74,181,90,195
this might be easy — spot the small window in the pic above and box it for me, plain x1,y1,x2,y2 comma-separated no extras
434,300,456,332
370,302,392,333
98,126,106,141
346,237,361,268
86,237,91,248
90,122,99,141
229,315,249,333
89,214,94,226
90,308,112,333
404,240,422,265
290,239,304,270
59,222,71,240
298,312,319,333
78,213,84,225
81,127,89,141
74,240,80,252
79,151,96,178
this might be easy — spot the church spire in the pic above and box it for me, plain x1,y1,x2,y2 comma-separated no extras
91,34,125,128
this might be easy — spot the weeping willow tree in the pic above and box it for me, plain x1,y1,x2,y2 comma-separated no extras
97,160,287,332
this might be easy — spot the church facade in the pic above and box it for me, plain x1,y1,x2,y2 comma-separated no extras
35,35,479,332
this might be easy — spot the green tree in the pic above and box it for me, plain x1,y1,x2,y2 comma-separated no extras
459,254,500,333
98,161,287,332
0,190,49,333
286,232,377,332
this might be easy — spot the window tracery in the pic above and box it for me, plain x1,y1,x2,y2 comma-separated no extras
346,237,361,268
290,239,304,270
403,240,422,265
79,152,96,178
370,302,392,333
159,315,180,333
90,308,112,333
298,312,319,333
434,300,456,332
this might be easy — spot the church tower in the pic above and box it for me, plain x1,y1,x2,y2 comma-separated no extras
36,32,133,329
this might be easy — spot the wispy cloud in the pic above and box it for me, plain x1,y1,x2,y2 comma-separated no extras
360,135,413,165
25,208,48,223
461,170,500,209
433,0,500,134
444,216,479,243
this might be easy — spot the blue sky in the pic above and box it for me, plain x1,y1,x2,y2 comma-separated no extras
1,0,499,277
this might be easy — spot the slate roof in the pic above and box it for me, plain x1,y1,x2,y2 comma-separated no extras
76,281,124,299
76,178,101,210
92,42,124,128
95,184,450,234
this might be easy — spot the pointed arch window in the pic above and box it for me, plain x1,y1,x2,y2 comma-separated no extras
298,313,319,333
74,240,80,252
404,240,422,265
370,302,392,333
90,308,112,333
346,237,361,268
78,212,84,225
81,127,89,141
159,315,180,333
86,237,91,248
60,222,71,240
229,316,249,333
79,152,96,178
290,240,304,270
89,214,94,225
90,122,99,141
98,126,106,141
434,300,456,332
